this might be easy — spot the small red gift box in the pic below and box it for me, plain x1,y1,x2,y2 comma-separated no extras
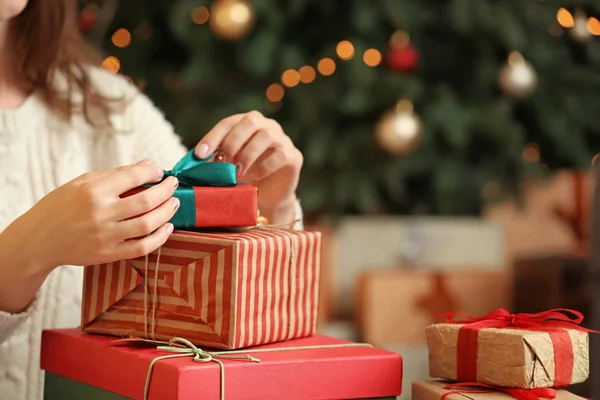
123,185,258,229
41,329,403,400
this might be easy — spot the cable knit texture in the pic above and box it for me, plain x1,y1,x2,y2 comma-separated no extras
0,68,303,400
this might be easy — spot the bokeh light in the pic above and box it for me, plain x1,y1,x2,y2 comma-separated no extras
317,58,336,76
363,49,382,67
557,8,575,28
281,69,301,87
336,40,355,60
266,83,285,102
101,56,120,74
192,6,210,24
111,28,132,48
299,66,316,83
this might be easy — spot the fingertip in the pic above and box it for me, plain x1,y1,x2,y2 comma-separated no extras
137,158,154,165
195,143,210,159
166,223,174,235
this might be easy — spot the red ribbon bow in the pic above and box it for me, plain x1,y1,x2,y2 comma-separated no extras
437,308,598,386
441,382,557,400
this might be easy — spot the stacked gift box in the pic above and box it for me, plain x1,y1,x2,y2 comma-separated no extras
412,308,593,400
41,152,403,399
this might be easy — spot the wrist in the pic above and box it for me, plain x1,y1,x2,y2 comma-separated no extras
259,194,298,227
0,216,55,277
0,218,54,313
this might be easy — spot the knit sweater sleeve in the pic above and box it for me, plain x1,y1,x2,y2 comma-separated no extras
0,294,38,344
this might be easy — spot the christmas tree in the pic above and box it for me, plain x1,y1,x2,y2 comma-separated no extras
80,0,600,218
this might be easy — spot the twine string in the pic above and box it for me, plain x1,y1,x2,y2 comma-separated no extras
140,337,372,400
143,246,162,340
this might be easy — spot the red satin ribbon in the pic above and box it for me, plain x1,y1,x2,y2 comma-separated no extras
441,382,557,400
438,308,599,386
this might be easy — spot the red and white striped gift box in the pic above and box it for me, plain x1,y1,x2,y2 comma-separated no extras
80,228,322,349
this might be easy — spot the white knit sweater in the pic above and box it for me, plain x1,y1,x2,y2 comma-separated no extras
0,69,302,400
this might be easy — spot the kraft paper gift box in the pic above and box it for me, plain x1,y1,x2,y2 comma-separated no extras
484,169,594,264
81,228,321,349
41,329,403,400
333,217,503,317
357,269,510,346
412,380,585,400
124,150,258,229
426,309,590,389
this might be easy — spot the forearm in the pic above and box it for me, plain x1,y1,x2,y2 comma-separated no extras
0,217,52,314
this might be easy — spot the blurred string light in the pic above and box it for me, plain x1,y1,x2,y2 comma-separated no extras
557,7,575,27
111,28,132,48
317,58,336,76
265,38,385,107
298,66,316,83
522,143,541,163
363,49,382,67
101,56,120,74
587,17,600,35
192,6,210,24
556,7,600,36
281,69,301,87
336,40,355,60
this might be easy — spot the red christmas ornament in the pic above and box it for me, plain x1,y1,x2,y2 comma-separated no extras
78,9,97,33
387,44,419,72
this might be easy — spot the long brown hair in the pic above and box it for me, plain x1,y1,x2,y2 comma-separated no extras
9,0,115,127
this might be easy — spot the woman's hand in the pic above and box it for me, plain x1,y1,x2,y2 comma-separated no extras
194,111,303,225
0,159,179,314
10,159,180,272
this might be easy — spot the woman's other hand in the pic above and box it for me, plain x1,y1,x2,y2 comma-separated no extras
194,111,303,225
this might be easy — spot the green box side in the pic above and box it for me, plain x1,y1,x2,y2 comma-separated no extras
44,372,132,400
44,372,397,400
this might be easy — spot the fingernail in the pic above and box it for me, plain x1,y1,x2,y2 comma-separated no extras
172,197,180,209
170,176,179,188
157,168,164,180
166,223,174,234
137,158,153,165
196,143,210,159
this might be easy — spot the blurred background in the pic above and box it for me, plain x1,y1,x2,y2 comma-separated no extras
79,0,600,397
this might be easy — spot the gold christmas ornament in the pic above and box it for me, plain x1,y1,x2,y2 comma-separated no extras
209,0,256,41
569,9,592,42
498,51,538,98
375,100,423,156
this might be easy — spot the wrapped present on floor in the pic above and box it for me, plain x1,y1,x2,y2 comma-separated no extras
124,150,258,229
41,329,403,400
81,227,321,349
412,380,585,400
426,308,594,389
356,269,510,346
334,217,504,318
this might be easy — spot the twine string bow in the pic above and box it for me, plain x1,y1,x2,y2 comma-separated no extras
144,337,260,400
138,337,373,400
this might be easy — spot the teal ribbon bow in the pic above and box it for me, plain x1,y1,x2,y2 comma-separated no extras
154,150,238,229
164,150,237,187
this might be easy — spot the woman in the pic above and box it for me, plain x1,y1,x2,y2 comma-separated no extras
0,1,303,399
